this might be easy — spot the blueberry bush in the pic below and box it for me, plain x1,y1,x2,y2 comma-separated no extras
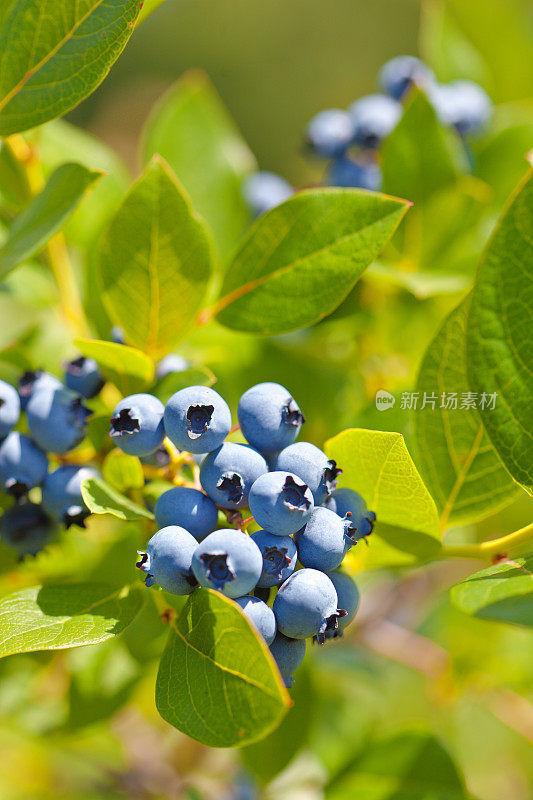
0,1,532,797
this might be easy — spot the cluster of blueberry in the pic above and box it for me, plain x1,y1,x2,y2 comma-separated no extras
242,55,493,215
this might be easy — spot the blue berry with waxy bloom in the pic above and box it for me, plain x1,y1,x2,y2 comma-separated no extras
349,94,402,149
0,379,20,439
429,80,492,137
242,171,293,218
250,529,297,588
42,465,99,528
248,471,314,536
306,109,355,158
328,156,382,191
294,506,357,571
273,568,347,643
275,441,341,505
155,353,190,380
140,444,171,468
111,326,125,345
234,595,277,645
110,393,165,457
238,382,305,456
164,385,231,455
324,570,360,639
18,370,62,410
137,526,198,595
154,486,218,541
0,432,48,497
379,55,435,100
325,487,376,540
64,356,104,399
269,633,306,688
0,502,57,558
200,442,268,510
27,386,92,454
191,529,263,598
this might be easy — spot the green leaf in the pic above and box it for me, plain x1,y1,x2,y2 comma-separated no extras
0,583,144,658
74,337,154,395
102,450,145,493
0,139,31,210
215,189,410,335
142,69,256,255
137,0,168,25
367,263,469,299
451,555,533,626
467,169,533,493
0,0,141,136
98,156,214,357
413,298,520,528
155,588,291,748
152,366,216,403
81,476,154,521
381,89,461,205
0,163,102,278
325,428,441,564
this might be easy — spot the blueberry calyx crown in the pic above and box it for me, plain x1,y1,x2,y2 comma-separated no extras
200,551,235,589
0,398,5,409
187,404,214,439
18,370,41,398
342,512,359,545
65,356,88,375
136,551,156,587
282,397,305,427
5,477,29,498
281,475,312,510
110,408,141,436
63,505,90,529
70,397,92,430
217,472,244,504
263,545,291,578
323,459,342,495
317,608,348,645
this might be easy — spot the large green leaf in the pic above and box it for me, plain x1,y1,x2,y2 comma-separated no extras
81,476,154,521
451,555,533,626
0,0,140,136
142,70,256,255
215,189,410,335
137,0,169,25
74,337,154,395
155,588,291,748
413,299,520,529
467,170,533,493
325,428,441,564
0,583,144,658
102,449,145,493
98,157,214,357
0,163,102,278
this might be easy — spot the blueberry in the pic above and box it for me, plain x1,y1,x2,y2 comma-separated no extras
137,526,198,594
327,156,382,191
242,172,293,218
164,386,231,455
275,442,341,505
111,326,125,344
379,55,435,100
200,442,268,509
110,393,165,457
139,445,171,468
325,488,376,540
248,471,314,536
294,506,357,571
306,109,355,158
273,568,346,643
0,502,56,558
18,370,62,410
429,80,492,136
324,570,360,638
155,353,190,380
234,595,277,645
269,633,306,688
238,382,305,456
0,432,48,497
64,356,104,399
27,386,92,454
154,486,218,541
0,379,20,439
250,529,297,588
191,529,262,598
348,94,402,149
42,465,99,528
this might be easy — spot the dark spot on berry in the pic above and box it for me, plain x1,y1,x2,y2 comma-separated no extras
5,478,29,498
187,404,214,439
200,552,235,589
217,472,244,504
323,459,342,495
282,397,305,427
111,408,140,436
281,475,311,510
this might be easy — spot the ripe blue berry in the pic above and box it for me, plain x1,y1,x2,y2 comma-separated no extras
200,442,268,509
294,506,357,570
42,465,98,528
191,529,262,598
155,353,190,380
0,432,48,497
137,526,198,594
248,471,314,536
379,55,435,100
234,595,277,645
238,382,305,456
164,386,231,454
0,502,56,558
140,445,171,467
324,570,360,638
18,370,62,410
242,171,293,218
110,393,165,457
250,529,297,588
325,488,376,540
273,568,347,643
0,379,20,439
27,386,92,454
429,80,492,137
64,356,104,399
275,441,341,505
327,156,382,191
306,109,355,158
154,486,218,541
349,94,401,149
269,633,306,688
111,326,125,344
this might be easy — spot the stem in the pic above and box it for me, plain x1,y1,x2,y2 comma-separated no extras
442,524,533,561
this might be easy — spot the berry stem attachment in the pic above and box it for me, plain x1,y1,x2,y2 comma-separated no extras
441,523,533,561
